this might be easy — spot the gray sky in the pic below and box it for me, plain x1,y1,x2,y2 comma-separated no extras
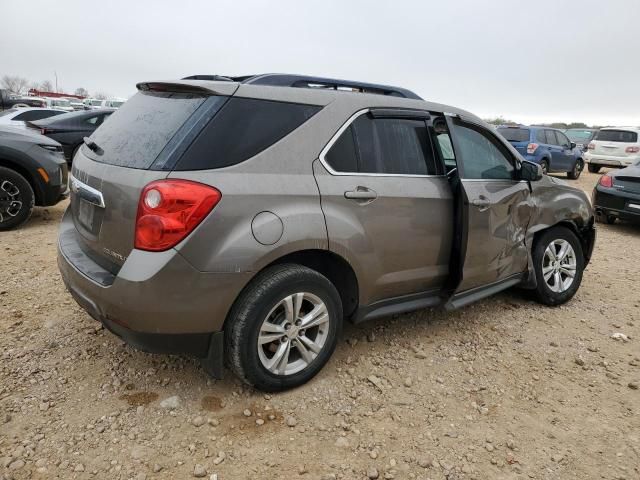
2,0,639,125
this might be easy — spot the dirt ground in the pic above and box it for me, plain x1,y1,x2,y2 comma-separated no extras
1,170,639,480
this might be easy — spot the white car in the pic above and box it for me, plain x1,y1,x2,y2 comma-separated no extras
45,98,74,112
0,107,66,129
585,127,640,172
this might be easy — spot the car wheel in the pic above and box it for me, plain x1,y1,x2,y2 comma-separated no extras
540,160,549,175
225,264,342,392
0,167,35,231
588,164,601,173
605,214,617,224
567,159,583,180
531,226,584,306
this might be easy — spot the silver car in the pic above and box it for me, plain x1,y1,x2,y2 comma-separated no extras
58,74,596,391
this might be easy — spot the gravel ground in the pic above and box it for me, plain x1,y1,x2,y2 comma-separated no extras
1,170,639,480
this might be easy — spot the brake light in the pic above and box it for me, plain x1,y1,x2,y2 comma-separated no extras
599,175,613,188
587,143,595,150
40,128,49,135
134,180,221,252
526,143,538,154
625,146,640,153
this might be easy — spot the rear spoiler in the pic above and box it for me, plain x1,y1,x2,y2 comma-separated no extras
136,81,238,97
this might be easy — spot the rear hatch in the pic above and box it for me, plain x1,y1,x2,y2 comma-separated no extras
613,168,640,195
497,127,530,155
591,129,638,157
69,81,236,273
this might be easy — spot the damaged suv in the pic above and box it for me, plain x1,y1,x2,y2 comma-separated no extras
58,74,596,391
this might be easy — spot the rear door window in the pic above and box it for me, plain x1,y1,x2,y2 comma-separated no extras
596,130,638,143
535,130,546,143
87,91,208,169
324,113,437,175
174,98,321,170
14,110,62,121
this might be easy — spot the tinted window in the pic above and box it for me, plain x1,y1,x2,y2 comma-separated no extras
535,130,546,143
175,98,321,170
498,127,530,142
452,122,514,180
85,116,99,125
14,110,63,121
596,129,638,143
325,114,436,175
545,130,558,145
325,126,358,172
88,91,206,169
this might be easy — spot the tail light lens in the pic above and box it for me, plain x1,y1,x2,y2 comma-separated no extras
625,146,640,153
587,142,595,150
599,175,613,188
135,179,221,252
40,128,50,135
526,143,538,154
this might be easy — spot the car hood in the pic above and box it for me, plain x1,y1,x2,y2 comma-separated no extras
0,125,61,147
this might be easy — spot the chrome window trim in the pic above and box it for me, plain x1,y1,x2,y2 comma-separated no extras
318,108,447,179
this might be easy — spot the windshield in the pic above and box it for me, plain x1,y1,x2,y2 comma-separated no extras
596,129,638,143
565,129,595,142
52,99,70,107
91,100,102,106
109,101,124,107
498,127,530,142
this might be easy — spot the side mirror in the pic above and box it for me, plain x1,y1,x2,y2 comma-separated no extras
520,160,543,181
570,142,576,149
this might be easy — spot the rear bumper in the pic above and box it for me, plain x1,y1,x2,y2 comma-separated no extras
592,186,640,222
585,152,639,168
57,207,252,357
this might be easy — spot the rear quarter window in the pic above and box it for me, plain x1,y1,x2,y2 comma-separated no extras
596,130,638,143
174,98,321,170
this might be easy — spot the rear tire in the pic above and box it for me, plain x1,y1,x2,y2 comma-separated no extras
531,226,584,306
588,164,601,173
540,160,549,175
225,264,342,392
567,159,583,180
0,167,34,231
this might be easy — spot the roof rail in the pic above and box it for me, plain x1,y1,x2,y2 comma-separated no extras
181,73,422,100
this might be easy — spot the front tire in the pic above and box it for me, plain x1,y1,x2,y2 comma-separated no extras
567,159,583,180
0,167,34,231
225,264,342,392
531,226,584,306
588,164,601,173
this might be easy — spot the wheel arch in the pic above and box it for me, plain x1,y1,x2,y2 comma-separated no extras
0,157,43,204
222,249,359,330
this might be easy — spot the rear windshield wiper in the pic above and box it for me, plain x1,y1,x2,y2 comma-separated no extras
83,137,102,154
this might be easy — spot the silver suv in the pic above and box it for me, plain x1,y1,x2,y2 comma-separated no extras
58,74,596,391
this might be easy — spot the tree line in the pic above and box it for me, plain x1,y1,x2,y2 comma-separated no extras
484,116,603,130
1,74,109,99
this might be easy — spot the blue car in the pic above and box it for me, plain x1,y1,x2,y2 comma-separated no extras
497,126,584,179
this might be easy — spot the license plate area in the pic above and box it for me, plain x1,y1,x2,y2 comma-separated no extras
78,198,95,230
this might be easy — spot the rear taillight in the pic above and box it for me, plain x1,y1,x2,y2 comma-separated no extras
134,180,221,252
625,146,640,153
599,175,613,188
587,142,595,150
526,143,538,154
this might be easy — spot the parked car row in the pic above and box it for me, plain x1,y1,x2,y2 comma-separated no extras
585,127,640,172
1,88,126,112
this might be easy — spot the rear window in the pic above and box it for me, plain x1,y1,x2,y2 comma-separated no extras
566,129,595,142
174,98,321,170
498,128,530,142
87,91,207,169
596,129,638,143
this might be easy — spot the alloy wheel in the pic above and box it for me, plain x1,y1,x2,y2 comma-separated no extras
0,180,23,225
542,239,577,293
257,292,330,376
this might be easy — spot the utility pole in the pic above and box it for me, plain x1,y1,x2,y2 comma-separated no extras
54,71,58,92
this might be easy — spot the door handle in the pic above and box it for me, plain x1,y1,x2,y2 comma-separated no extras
471,197,491,210
344,187,377,201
